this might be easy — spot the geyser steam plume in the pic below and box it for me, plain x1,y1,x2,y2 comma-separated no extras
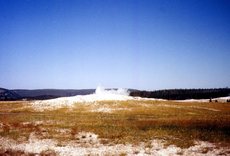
95,86,130,96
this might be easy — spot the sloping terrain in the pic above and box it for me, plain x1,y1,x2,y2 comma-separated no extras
0,88,21,101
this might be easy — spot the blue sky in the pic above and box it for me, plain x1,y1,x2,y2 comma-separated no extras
0,0,230,90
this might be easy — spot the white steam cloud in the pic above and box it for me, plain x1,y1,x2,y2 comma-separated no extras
95,86,130,96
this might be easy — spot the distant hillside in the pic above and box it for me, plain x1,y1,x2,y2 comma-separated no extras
130,88,230,100
13,89,95,100
0,88,22,101
0,88,95,101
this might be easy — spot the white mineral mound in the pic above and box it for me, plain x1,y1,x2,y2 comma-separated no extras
31,86,134,110
177,96,230,103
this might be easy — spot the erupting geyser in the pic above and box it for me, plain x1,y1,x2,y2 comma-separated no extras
95,86,130,96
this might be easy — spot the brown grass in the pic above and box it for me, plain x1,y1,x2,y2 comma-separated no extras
0,100,229,148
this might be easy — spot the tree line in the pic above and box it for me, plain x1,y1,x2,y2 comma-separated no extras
130,88,230,100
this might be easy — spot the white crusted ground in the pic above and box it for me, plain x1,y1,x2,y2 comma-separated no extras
0,132,229,156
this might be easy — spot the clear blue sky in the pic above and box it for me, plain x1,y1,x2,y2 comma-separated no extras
0,0,230,90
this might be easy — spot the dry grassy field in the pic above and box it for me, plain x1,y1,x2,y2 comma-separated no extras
0,100,229,155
